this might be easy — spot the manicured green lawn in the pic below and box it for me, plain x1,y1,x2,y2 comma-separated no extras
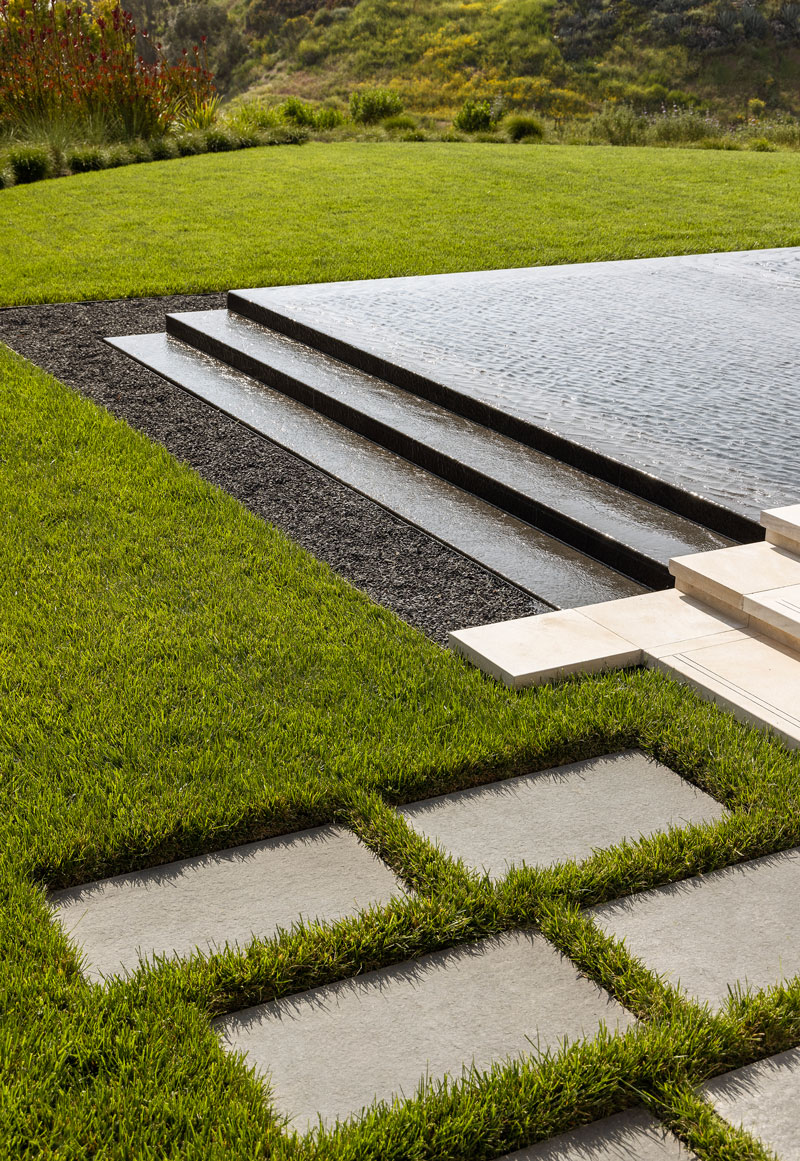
3,142,800,306
5,143,800,1157
3,342,800,1159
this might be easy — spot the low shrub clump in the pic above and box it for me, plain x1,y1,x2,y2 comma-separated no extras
453,99,498,134
6,143,53,183
350,88,403,124
505,115,545,142
65,145,108,172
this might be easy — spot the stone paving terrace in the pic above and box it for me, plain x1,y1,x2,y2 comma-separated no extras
46,750,800,1154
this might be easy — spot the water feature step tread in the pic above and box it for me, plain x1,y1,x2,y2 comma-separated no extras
108,331,642,609
50,825,402,982
165,308,731,589
215,930,634,1131
701,1047,800,1160
501,1107,696,1159
763,502,800,553
398,750,727,878
590,848,800,1010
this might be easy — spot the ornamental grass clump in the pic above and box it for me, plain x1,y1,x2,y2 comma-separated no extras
0,0,215,141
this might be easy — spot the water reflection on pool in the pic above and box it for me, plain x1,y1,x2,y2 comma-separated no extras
238,248,800,519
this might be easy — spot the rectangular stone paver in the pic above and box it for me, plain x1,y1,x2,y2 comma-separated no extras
580,589,744,651
50,825,402,982
449,609,642,689
653,632,800,749
399,751,726,878
590,848,800,1010
702,1047,800,1160
501,1107,696,1159
397,747,724,873
216,930,634,1131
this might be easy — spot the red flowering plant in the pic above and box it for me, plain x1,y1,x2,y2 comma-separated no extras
0,0,215,140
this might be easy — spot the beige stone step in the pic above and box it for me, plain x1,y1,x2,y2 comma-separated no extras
744,583,800,653
449,590,740,689
761,502,800,553
669,540,800,618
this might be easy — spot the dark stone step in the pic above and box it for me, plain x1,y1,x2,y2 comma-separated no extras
166,308,730,589
106,330,644,609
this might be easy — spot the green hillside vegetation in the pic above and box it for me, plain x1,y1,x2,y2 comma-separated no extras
139,0,800,117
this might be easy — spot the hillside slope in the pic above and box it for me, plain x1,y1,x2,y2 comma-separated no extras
148,0,800,114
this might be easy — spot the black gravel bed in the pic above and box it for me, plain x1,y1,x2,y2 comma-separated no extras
0,294,546,645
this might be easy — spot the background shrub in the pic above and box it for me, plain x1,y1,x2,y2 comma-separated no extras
453,99,497,133
280,96,319,126
383,114,417,132
149,137,180,160
7,144,54,183
750,136,778,150
506,114,545,142
349,88,403,124
313,106,345,130
66,145,108,173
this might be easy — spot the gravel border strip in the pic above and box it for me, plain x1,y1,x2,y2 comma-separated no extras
0,294,545,645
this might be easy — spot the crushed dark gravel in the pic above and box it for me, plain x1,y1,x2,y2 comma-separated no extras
0,294,546,645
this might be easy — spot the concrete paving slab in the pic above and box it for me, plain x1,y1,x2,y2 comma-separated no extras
670,542,800,612
590,848,800,1010
449,610,642,688
580,590,744,651
500,1107,696,1159
50,825,402,982
216,930,635,1131
652,631,800,749
398,751,727,878
702,1047,800,1160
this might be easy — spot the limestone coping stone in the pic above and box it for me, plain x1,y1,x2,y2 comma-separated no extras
762,503,800,553
398,751,727,878
744,582,800,651
652,631,800,749
449,610,642,688
669,541,800,613
580,589,744,650
50,825,403,982
216,930,635,1131
701,1047,800,1160
500,1107,696,1159
590,848,800,1010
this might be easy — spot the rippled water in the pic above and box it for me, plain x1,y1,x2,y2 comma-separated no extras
239,248,800,518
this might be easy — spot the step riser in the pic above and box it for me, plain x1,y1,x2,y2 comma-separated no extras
766,529,800,554
747,614,800,655
108,329,644,607
167,313,670,588
674,578,800,654
228,290,761,546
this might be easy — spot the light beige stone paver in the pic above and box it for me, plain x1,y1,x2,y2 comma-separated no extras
216,930,634,1131
590,848,800,1010
399,751,726,878
449,610,641,688
744,582,800,651
762,503,800,552
500,1107,696,1159
670,541,800,612
702,1047,800,1160
580,589,743,650
652,631,800,748
50,825,402,982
